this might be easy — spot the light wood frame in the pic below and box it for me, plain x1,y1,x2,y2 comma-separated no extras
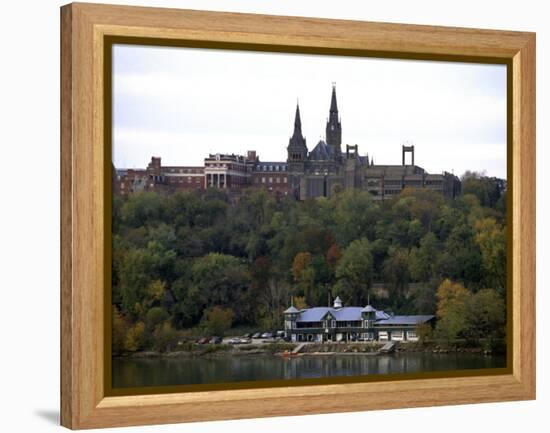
61,2,536,429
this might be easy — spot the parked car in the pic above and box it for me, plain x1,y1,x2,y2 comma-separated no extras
228,337,242,344
283,336,292,342
242,333,252,338
276,330,285,338
239,337,252,344
197,337,210,344
210,336,223,344
252,332,262,339
261,332,274,339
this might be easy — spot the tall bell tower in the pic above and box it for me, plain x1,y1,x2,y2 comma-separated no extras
325,83,342,159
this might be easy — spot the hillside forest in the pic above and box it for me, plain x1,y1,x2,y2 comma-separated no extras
111,172,507,354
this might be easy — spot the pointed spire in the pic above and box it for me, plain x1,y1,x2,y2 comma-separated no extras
284,296,299,314
294,103,302,133
330,82,338,113
326,83,342,158
288,100,307,156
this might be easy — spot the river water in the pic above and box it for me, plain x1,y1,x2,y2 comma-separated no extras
112,352,506,388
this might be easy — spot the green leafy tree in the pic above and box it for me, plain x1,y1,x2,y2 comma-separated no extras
332,189,380,244
475,218,507,295
462,171,504,208
409,232,439,282
335,238,373,305
464,288,506,344
120,192,164,227
201,306,234,336
382,247,410,299
191,253,250,320
145,306,169,331
112,306,128,355
153,322,181,352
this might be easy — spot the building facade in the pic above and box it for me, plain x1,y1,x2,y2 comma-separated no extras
114,83,461,200
284,296,434,343
204,153,253,189
251,161,290,195
286,85,460,200
114,157,205,196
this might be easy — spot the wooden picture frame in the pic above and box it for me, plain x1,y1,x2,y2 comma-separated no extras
60,2,535,429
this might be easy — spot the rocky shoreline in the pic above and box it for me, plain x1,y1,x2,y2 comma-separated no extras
115,340,503,360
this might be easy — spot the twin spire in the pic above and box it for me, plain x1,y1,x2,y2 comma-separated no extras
288,84,342,159
292,84,339,139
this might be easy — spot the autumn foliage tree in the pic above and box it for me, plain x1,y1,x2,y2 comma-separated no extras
435,279,472,342
111,172,507,352
201,306,234,336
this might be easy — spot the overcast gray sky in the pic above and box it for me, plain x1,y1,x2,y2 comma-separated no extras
113,44,507,179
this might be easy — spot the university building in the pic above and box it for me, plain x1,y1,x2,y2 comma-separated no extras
285,84,461,200
284,296,434,343
114,84,460,200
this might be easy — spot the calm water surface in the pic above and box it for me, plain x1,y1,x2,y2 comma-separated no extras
113,352,506,388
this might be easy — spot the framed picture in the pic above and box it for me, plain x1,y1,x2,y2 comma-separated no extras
60,2,535,429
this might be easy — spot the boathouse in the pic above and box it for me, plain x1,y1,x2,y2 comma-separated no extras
283,296,434,343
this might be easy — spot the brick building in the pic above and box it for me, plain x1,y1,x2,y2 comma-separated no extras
250,161,290,195
114,84,461,200
204,153,253,189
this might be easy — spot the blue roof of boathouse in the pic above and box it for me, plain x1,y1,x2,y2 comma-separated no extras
295,306,390,322
292,305,434,326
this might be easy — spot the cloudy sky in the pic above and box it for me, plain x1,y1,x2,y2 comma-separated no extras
113,44,507,179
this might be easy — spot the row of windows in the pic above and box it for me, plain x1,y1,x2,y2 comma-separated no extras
167,168,203,174
289,331,418,341
293,320,376,329
378,330,417,341
255,177,288,184
168,177,202,184
255,165,288,172
206,162,247,170
384,179,402,186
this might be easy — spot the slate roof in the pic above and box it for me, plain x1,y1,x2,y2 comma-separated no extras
309,140,334,160
376,315,434,326
291,305,433,326
296,307,390,322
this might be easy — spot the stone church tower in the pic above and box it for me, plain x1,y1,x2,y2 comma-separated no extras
325,84,342,160
286,84,364,199
287,104,308,196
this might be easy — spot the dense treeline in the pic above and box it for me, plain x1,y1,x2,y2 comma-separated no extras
112,172,507,353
